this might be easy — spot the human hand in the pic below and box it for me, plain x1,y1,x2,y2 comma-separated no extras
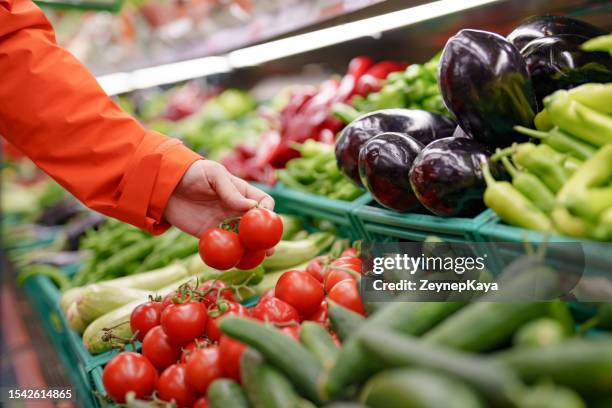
164,160,275,237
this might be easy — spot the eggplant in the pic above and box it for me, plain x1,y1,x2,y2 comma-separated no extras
439,29,537,149
507,15,606,51
35,197,82,226
63,212,106,251
335,109,456,185
409,136,500,217
521,34,612,106
358,132,423,212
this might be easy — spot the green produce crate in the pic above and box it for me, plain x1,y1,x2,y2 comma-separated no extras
354,199,492,242
271,183,371,240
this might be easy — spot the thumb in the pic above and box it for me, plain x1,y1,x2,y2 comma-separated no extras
209,163,257,211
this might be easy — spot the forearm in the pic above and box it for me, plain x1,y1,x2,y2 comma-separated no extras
0,0,201,233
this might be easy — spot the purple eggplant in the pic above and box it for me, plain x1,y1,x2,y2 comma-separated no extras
439,29,537,149
409,136,501,217
521,34,612,106
358,132,423,212
335,109,455,185
507,15,606,51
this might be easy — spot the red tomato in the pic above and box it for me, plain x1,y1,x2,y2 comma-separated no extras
341,248,359,258
258,288,275,304
142,326,182,370
161,291,193,310
331,256,362,273
250,298,299,323
306,300,328,323
327,279,365,315
236,249,266,270
102,352,157,403
130,301,163,342
238,208,283,250
279,325,301,341
219,335,247,381
161,302,208,345
324,269,356,293
185,346,223,393
199,280,235,308
199,228,244,270
157,364,198,408
193,397,209,408
206,302,249,342
180,338,208,364
305,256,328,282
275,270,324,317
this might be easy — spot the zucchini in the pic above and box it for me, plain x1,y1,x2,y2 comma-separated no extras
66,302,87,333
241,348,300,408
300,322,339,370
328,301,365,341
494,338,612,395
324,302,463,398
281,215,304,240
221,317,323,404
60,286,86,313
513,318,567,348
207,379,250,408
76,285,150,324
263,233,334,270
359,330,522,408
360,369,485,408
518,384,586,408
424,302,549,351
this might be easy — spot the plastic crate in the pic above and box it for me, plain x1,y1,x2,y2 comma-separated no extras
270,183,371,240
354,199,492,243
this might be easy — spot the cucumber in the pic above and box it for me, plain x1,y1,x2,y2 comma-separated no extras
207,379,250,408
324,302,463,398
300,322,339,370
359,330,522,408
241,348,300,408
513,318,567,348
221,317,323,404
263,233,334,270
424,302,549,351
494,338,612,395
360,369,485,408
518,384,586,408
328,301,365,341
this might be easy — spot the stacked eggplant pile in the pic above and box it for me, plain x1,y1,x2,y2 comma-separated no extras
336,16,612,223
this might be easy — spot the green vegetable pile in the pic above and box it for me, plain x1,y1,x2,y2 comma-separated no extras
276,141,363,201
350,53,448,116
485,83,612,240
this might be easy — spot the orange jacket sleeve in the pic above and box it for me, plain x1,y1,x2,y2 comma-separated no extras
0,0,202,234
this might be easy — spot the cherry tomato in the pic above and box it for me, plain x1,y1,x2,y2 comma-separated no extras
206,302,249,342
279,325,301,341
250,298,299,323
130,301,163,342
180,338,208,364
161,291,192,310
341,247,359,258
157,364,198,408
275,270,324,317
305,256,328,282
327,279,365,315
236,249,266,270
219,335,247,382
161,301,208,345
238,208,283,250
102,352,157,403
199,280,235,308
324,269,356,293
306,300,328,323
193,397,209,408
142,326,182,370
185,346,223,393
258,288,275,304
199,228,244,270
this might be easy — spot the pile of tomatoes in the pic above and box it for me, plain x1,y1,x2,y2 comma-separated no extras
102,249,364,407
198,208,283,271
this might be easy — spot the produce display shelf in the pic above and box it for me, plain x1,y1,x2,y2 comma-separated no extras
270,183,371,241
353,200,493,243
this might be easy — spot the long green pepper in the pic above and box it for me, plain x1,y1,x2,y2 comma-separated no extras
510,143,569,193
514,126,596,161
500,156,555,214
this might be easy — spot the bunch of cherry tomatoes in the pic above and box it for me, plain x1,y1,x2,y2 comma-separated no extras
102,248,364,407
198,207,283,271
